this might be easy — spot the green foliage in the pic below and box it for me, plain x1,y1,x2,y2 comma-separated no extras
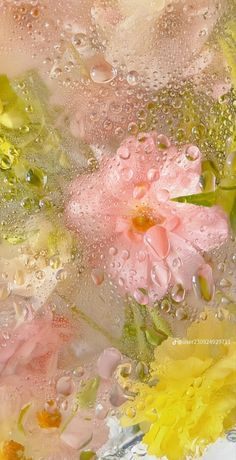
120,299,172,362
0,72,72,243
75,377,100,409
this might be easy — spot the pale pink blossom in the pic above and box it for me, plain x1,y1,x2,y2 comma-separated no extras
0,310,72,378
66,132,228,304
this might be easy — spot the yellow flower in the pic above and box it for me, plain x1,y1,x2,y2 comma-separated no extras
120,313,236,460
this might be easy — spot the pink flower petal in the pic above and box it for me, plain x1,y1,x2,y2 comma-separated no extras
144,226,170,259
97,348,122,380
175,205,228,252
167,233,205,290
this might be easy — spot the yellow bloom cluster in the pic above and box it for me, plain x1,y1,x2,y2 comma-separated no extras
120,313,236,460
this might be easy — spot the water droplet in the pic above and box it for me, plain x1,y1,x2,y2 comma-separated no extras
171,283,185,303
56,269,68,281
160,298,171,313
131,444,147,456
156,189,169,202
192,264,214,302
227,429,236,442
49,255,61,269
137,250,146,262
199,311,208,321
117,146,130,160
120,167,133,181
226,151,236,173
147,168,159,182
35,270,45,280
50,66,62,79
133,183,149,199
217,262,225,272
121,250,130,260
150,263,170,288
135,361,149,380
95,403,108,420
125,407,136,418
0,283,11,300
90,61,117,84
109,247,118,256
219,278,231,288
215,309,224,321
56,376,74,396
14,270,25,286
172,257,182,269
0,155,13,170
127,70,139,86
185,145,200,161
133,289,149,305
26,167,47,187
175,307,187,320
72,32,88,49
91,268,104,286
128,122,138,135
61,400,68,411
156,134,171,150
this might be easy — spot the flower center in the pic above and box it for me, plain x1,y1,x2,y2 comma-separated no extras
1,440,26,460
37,401,62,429
132,207,158,233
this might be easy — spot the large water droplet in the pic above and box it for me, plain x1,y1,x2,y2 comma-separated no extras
91,268,104,286
171,283,185,303
185,145,200,161
127,70,139,86
192,264,214,302
133,289,149,305
56,376,74,396
90,61,117,84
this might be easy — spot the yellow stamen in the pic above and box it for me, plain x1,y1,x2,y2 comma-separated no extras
132,206,160,233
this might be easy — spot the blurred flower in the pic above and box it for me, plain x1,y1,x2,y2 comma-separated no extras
66,132,228,304
0,308,78,460
120,313,236,460
92,0,226,90
0,216,74,310
0,309,72,378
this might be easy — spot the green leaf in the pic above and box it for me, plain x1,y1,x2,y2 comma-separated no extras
144,327,166,346
148,308,172,337
230,197,236,234
219,21,236,88
172,191,217,207
75,377,100,409
17,403,31,434
80,451,97,460
0,72,74,244
0,75,29,129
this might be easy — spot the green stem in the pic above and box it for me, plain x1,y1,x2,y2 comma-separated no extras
71,305,120,348
130,300,151,361
148,307,172,337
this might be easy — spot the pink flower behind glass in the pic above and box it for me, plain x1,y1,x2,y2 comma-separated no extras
66,132,228,305
0,310,72,378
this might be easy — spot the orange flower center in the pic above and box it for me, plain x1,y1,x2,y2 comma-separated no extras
0,440,25,460
37,401,62,429
132,207,161,233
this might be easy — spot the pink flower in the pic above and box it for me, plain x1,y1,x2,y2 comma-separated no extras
0,310,72,378
66,132,228,304
92,0,227,91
